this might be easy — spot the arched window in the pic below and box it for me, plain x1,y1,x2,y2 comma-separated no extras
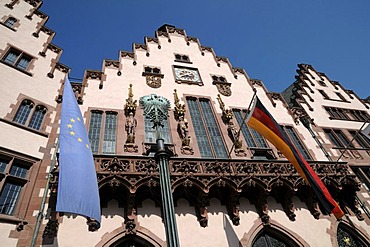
111,236,155,247
337,223,367,247
28,105,47,130
13,99,34,125
252,230,298,247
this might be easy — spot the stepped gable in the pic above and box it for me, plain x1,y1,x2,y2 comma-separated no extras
83,24,254,90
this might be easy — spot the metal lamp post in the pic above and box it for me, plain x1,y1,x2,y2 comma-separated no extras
140,94,180,247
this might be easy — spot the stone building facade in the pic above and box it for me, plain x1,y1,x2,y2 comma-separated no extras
0,1,369,246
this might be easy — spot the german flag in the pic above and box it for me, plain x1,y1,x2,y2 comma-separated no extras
247,96,344,219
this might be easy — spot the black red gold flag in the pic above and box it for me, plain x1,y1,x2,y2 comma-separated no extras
247,96,344,219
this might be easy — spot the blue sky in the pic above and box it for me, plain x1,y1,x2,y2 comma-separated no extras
41,0,370,98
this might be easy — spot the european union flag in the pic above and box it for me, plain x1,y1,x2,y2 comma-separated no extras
56,77,101,226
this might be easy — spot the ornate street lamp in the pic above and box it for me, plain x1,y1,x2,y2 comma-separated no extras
140,94,180,247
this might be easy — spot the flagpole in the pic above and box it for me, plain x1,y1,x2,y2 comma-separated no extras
336,119,369,162
30,140,59,247
227,89,257,159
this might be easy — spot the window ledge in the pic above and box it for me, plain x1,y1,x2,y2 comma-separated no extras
142,72,164,78
333,147,370,151
323,98,350,103
0,60,32,76
328,117,365,122
0,118,48,137
174,59,192,64
0,214,26,224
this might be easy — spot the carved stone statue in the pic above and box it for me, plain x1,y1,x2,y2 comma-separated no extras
125,112,137,143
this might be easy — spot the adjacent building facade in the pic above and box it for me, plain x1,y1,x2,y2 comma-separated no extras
0,1,369,246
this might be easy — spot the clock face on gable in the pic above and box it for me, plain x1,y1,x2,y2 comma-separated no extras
174,67,201,83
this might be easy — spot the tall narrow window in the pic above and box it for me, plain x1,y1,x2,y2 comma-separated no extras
102,112,117,154
28,105,46,130
144,117,171,143
0,154,34,216
281,126,311,160
13,100,33,125
324,129,352,148
187,98,228,158
233,109,268,148
349,131,370,149
0,182,22,215
88,111,103,154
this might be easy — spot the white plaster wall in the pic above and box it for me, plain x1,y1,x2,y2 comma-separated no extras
0,223,17,247
57,200,125,247
0,122,48,159
137,199,166,241
53,196,362,246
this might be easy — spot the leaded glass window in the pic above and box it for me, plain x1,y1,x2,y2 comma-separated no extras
349,131,370,149
4,17,16,28
281,126,311,160
102,112,117,154
0,182,22,215
233,109,268,148
252,231,290,247
337,224,366,247
144,117,172,144
13,100,33,125
9,164,28,178
324,129,352,148
0,159,8,173
28,105,46,130
88,111,103,154
187,98,227,158
2,47,32,71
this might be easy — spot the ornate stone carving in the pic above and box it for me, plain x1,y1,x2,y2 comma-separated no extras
186,36,198,44
134,43,147,50
124,207,137,235
250,79,263,87
167,26,185,35
86,70,103,80
100,157,130,173
173,89,193,155
140,94,170,129
104,60,120,69
87,218,99,232
200,46,213,53
214,82,232,97
217,94,246,156
171,160,199,174
124,84,138,152
40,26,55,36
146,37,159,43
55,63,69,73
146,75,162,88
47,43,62,54
120,51,135,59
216,56,228,63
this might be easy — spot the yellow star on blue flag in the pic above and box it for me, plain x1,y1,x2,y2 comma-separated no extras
57,77,101,228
